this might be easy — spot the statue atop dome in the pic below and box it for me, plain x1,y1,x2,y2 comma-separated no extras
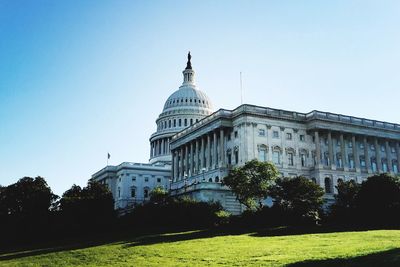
186,51,192,70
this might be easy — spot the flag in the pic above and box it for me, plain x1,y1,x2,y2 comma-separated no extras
107,153,110,159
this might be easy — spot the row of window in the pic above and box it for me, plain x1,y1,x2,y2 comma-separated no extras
118,176,162,183
168,98,208,105
259,129,304,141
158,118,200,130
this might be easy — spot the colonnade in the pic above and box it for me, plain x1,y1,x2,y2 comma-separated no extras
172,128,226,181
313,130,400,174
150,137,172,158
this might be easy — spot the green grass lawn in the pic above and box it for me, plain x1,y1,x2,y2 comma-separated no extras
1,229,400,266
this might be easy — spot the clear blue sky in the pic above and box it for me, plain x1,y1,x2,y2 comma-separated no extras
1,0,399,196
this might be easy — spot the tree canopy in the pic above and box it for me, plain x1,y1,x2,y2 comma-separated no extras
223,159,279,210
270,176,324,224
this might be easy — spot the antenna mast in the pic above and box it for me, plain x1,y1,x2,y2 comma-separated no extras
240,72,243,105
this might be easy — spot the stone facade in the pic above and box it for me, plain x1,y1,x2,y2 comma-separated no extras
170,105,400,214
92,162,171,210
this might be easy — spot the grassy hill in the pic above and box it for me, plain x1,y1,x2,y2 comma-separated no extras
1,229,400,266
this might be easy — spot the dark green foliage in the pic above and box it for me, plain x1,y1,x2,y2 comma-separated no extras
270,176,325,225
149,186,170,204
355,174,400,227
60,180,115,232
120,197,224,229
329,180,360,225
223,159,279,210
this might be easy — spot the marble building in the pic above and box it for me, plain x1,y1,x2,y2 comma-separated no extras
169,105,400,214
93,53,400,214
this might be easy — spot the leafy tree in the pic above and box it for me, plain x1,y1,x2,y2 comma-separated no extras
355,174,400,226
334,179,360,209
60,180,115,230
223,159,279,210
270,176,324,224
150,186,169,204
0,177,58,218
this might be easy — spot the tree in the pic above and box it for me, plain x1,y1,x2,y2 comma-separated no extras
149,186,169,204
355,174,400,226
60,180,115,231
0,177,58,218
223,159,279,210
270,176,324,224
329,179,360,224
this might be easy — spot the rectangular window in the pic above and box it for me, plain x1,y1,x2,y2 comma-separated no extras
234,131,238,138
179,119,182,127
132,177,136,182
118,187,121,198
286,133,292,140
258,149,266,162
370,144,375,151
391,147,396,153
144,177,149,182
288,152,294,166
234,150,239,164
300,135,305,142
144,189,149,198
228,154,232,165
301,154,306,167
157,178,161,183
360,143,364,149
381,145,385,152
272,151,280,164
360,156,366,167
258,129,265,136
131,187,136,198
273,131,279,138
348,141,353,148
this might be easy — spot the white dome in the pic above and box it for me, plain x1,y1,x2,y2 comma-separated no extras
162,85,213,113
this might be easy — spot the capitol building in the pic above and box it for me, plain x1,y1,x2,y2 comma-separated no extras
92,53,400,214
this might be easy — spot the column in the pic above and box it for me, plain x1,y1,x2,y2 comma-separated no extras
201,136,205,170
213,131,218,169
397,142,400,173
364,136,371,173
375,138,382,172
220,128,225,167
190,142,194,176
207,133,211,170
166,138,170,155
180,146,185,180
340,133,347,170
385,140,391,172
161,139,165,155
185,144,190,177
172,150,177,181
352,135,360,171
315,131,321,167
150,143,153,158
328,131,334,168
195,139,199,174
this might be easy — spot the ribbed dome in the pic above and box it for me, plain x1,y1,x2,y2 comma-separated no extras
162,85,213,113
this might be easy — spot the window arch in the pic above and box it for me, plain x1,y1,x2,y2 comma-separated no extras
311,177,317,184
258,144,268,162
143,187,149,199
215,176,220,183
208,178,213,182
324,177,332,193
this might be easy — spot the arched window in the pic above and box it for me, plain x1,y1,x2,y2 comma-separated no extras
393,160,399,173
258,145,267,162
174,119,176,127
179,119,182,127
348,154,354,169
227,149,232,165
382,158,388,172
169,120,171,128
184,118,187,126
215,176,219,183
131,186,136,198
324,177,332,193
336,153,342,168
190,118,193,125
371,157,377,172
208,178,213,182
311,177,317,184
337,178,343,186
144,187,149,199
